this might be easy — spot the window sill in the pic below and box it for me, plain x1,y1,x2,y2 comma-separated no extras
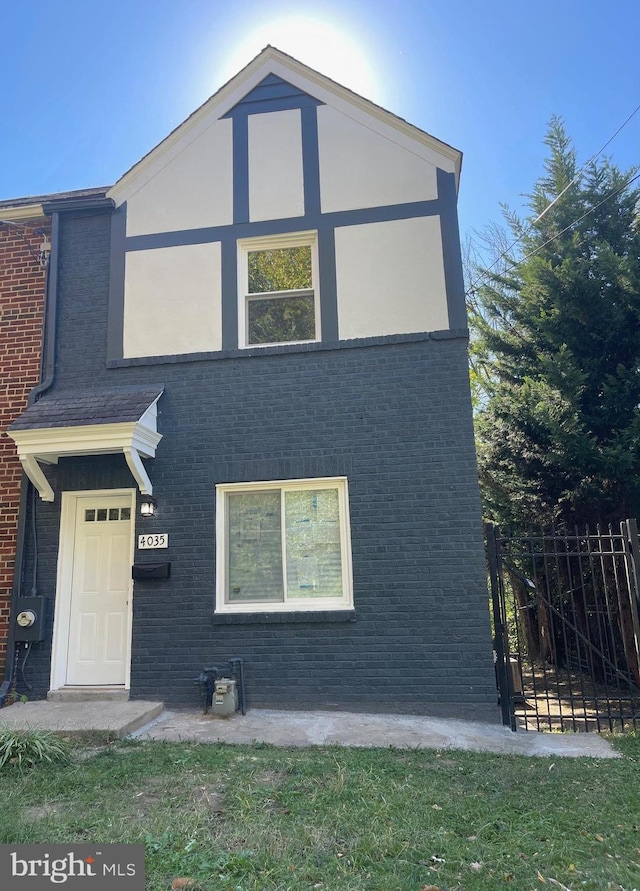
212,609,356,625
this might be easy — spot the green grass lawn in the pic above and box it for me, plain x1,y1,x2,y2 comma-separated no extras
1,732,639,891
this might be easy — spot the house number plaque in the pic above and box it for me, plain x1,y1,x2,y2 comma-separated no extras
138,533,169,549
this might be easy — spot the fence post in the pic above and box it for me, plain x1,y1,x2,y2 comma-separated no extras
486,522,516,730
621,519,640,689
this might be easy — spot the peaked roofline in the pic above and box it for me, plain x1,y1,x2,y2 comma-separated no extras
109,45,462,201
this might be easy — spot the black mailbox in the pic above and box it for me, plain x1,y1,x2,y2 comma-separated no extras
132,562,171,580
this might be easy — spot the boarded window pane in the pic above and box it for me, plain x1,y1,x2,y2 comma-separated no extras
227,491,283,602
284,489,343,599
248,294,315,345
248,245,312,294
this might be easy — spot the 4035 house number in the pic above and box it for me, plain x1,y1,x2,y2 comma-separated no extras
138,533,169,549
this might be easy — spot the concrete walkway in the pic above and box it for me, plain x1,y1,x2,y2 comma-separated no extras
0,700,620,757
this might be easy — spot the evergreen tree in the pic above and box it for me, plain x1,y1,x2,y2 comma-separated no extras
472,118,640,528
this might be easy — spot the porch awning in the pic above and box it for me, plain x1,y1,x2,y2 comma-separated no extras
7,387,163,502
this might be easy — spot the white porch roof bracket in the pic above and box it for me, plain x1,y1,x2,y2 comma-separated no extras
123,446,154,496
20,454,55,503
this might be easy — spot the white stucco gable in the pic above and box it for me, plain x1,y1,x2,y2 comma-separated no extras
107,45,462,214
106,46,467,362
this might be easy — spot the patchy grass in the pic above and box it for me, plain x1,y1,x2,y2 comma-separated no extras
1,733,639,890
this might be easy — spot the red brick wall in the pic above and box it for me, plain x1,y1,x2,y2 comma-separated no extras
0,218,47,676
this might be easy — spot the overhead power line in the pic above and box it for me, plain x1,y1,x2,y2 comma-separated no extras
506,169,640,269
466,101,640,297
533,101,640,230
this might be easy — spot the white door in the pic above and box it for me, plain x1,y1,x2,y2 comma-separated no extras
65,495,133,686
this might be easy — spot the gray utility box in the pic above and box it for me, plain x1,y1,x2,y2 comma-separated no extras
212,678,238,716
14,597,47,642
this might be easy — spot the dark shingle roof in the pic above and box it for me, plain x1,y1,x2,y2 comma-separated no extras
0,186,111,211
8,387,163,431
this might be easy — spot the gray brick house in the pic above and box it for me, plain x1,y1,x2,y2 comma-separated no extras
4,48,498,722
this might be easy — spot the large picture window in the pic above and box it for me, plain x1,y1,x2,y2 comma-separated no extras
216,478,353,613
238,232,319,348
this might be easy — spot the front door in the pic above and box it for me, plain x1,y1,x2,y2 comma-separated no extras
63,494,134,686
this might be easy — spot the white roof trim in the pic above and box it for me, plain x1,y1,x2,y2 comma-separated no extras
0,204,45,221
8,419,162,502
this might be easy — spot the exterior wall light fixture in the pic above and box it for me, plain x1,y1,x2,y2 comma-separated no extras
140,497,157,517
0,220,50,269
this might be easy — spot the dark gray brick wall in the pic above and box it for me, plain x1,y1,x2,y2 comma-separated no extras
20,210,498,723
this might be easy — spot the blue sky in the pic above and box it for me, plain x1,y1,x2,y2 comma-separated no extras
3,1,639,243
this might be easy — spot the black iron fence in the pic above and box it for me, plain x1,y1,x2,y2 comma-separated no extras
487,521,640,732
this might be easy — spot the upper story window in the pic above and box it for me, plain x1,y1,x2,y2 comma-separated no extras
238,232,319,348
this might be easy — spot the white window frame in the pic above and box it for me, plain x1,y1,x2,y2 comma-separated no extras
215,476,353,613
237,231,320,349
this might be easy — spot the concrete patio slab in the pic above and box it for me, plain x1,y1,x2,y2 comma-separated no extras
132,707,621,758
0,701,621,757
0,700,163,739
